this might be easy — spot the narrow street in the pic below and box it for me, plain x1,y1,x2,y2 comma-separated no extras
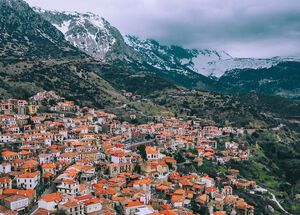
125,139,155,149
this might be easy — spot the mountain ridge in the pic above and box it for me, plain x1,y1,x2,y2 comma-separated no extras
36,9,300,79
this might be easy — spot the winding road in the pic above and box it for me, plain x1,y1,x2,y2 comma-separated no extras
269,191,290,214
254,185,290,214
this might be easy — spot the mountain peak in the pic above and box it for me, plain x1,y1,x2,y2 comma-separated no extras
37,9,138,62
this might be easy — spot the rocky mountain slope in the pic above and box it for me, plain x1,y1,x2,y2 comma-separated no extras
125,36,300,79
0,0,84,61
124,35,230,76
37,9,218,89
37,9,300,98
35,9,232,77
35,8,139,63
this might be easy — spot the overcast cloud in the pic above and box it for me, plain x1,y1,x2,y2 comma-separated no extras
25,0,300,58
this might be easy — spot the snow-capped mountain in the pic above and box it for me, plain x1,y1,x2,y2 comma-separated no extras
199,56,300,78
36,8,139,62
125,35,204,76
35,10,233,77
37,9,300,80
125,35,235,77
125,36,300,78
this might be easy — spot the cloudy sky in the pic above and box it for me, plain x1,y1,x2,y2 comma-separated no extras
25,0,300,58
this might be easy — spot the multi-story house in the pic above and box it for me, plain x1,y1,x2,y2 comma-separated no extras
3,195,29,212
16,171,40,190
57,180,80,197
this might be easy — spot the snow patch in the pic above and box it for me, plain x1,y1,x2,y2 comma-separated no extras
192,55,300,78
53,20,70,34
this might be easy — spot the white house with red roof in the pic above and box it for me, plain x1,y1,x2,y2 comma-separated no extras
200,175,215,188
145,146,162,160
57,179,79,197
0,177,12,193
38,192,63,211
17,171,40,190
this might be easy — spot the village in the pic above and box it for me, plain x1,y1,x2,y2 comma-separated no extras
0,91,259,215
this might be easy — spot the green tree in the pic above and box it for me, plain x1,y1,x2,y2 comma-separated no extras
137,145,147,160
174,152,185,163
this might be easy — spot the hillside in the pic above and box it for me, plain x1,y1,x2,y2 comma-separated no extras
219,61,300,100
0,0,130,108
150,89,300,128
149,88,300,214
0,0,84,61
0,0,158,112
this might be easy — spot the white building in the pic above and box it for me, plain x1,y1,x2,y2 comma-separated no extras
200,176,215,188
0,134,15,143
84,198,102,214
4,195,29,212
38,193,62,211
58,200,84,215
17,171,40,189
57,180,79,197
124,201,146,215
111,153,131,164
58,152,81,163
0,163,11,174
145,146,161,160
135,205,156,215
38,154,53,164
